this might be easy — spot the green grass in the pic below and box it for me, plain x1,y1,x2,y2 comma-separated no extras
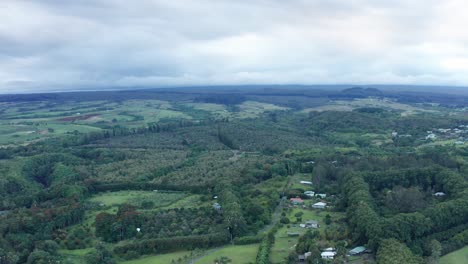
440,246,468,264
59,248,94,264
120,251,195,264
195,244,259,264
88,190,187,208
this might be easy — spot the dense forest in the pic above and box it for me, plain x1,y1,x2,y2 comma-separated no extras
0,87,467,264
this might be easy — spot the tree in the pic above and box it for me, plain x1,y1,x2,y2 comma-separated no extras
324,214,332,225
376,239,423,264
425,239,441,264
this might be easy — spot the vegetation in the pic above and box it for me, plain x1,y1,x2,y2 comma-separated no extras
0,87,467,263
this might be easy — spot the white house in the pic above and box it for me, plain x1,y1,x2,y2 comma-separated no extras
300,181,313,185
434,192,446,197
304,191,315,197
312,202,327,209
321,251,336,259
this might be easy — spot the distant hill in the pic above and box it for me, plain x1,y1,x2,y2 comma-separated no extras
341,87,384,97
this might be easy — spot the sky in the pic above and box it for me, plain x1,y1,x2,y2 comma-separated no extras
1,0,468,93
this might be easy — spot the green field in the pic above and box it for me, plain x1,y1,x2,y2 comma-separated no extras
441,246,468,264
89,190,187,208
59,248,94,264
195,244,259,264
120,251,196,264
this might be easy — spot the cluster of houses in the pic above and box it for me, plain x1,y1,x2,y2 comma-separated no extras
299,220,319,229
289,197,327,209
424,126,467,143
299,246,368,261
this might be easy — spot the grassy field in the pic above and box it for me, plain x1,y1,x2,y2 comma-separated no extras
0,99,292,145
59,248,94,264
89,190,187,208
302,98,436,116
440,246,468,264
120,251,196,264
195,244,259,264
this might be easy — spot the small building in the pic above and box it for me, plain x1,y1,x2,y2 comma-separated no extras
349,246,366,256
426,133,437,140
213,203,222,210
290,198,305,205
305,220,319,229
287,232,300,237
299,224,306,228
304,191,315,197
321,251,336,259
300,180,313,185
434,192,446,197
316,193,327,199
312,202,327,209
391,131,398,138
304,252,312,258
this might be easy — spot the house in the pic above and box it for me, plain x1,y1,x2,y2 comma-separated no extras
300,180,313,185
349,246,366,256
316,193,327,199
391,131,398,138
304,191,315,197
212,203,222,210
426,133,437,140
290,198,305,205
321,251,336,259
434,192,446,197
305,220,319,229
299,224,306,228
312,202,327,209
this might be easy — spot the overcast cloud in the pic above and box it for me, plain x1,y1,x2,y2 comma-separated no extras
1,0,468,93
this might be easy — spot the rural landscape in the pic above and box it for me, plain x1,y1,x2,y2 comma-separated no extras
0,86,467,264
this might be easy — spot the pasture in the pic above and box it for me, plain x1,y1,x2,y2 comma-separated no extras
440,246,468,264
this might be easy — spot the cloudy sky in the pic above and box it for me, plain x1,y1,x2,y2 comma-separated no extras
1,0,468,93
